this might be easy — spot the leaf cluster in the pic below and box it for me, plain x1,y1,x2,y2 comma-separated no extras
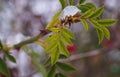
47,61,75,77
45,28,74,65
45,0,116,66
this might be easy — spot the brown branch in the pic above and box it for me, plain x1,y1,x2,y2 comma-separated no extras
59,50,100,62
59,48,108,62
59,39,120,62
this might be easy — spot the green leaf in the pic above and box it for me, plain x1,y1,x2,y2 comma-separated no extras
22,46,47,77
0,58,10,77
81,9,93,18
55,73,67,77
79,0,86,4
89,19,103,29
102,27,110,40
58,73,67,77
29,51,42,59
51,47,60,65
97,19,116,26
58,40,70,57
55,73,59,77
44,57,51,66
0,40,3,49
59,0,66,9
46,11,61,29
69,0,73,5
89,19,109,43
48,65,56,77
90,19,111,40
85,3,96,9
59,54,67,59
49,27,62,32
96,29,104,44
78,5,89,13
61,32,73,45
62,28,74,39
45,33,58,42
32,59,47,77
81,19,89,31
23,45,42,59
4,51,16,63
45,41,57,53
56,62,76,71
89,6,104,18
78,3,96,13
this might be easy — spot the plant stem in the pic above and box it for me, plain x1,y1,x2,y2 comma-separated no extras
13,33,41,49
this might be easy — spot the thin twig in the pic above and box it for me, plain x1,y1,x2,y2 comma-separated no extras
59,50,100,62
59,49,105,62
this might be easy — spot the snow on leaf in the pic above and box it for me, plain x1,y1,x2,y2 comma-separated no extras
60,6,81,20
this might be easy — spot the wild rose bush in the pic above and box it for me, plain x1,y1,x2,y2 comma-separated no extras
0,0,116,77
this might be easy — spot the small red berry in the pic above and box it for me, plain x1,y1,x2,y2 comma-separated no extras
102,39,113,48
67,44,77,53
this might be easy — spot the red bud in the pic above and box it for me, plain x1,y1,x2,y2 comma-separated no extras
67,44,77,53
